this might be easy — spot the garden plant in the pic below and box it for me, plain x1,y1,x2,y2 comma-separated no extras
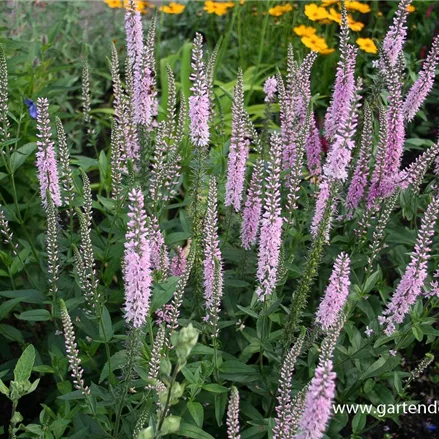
1,0,439,438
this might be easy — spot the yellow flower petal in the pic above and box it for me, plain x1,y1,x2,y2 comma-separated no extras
160,2,185,14
356,37,377,54
305,3,329,21
345,1,371,13
293,25,317,37
104,0,122,8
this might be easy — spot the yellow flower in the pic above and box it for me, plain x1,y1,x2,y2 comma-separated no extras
104,0,122,8
321,0,339,6
377,11,383,17
319,48,335,55
223,1,236,7
204,1,230,15
327,7,341,23
356,37,377,54
407,4,415,13
160,2,185,14
301,35,334,54
293,25,317,37
269,4,293,17
348,18,364,31
305,3,329,21
345,1,371,13
123,0,152,11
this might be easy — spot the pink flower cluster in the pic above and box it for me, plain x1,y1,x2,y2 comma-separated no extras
256,134,283,299
35,98,62,209
379,194,439,335
123,188,152,328
316,253,351,331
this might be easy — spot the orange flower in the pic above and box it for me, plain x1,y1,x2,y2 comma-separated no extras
305,3,329,21
160,2,185,14
407,4,415,13
104,0,122,8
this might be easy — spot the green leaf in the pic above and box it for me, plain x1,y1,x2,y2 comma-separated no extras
25,378,40,395
14,344,35,383
0,378,9,396
0,289,46,303
412,326,423,342
352,411,367,433
0,324,24,344
360,355,400,380
187,401,204,428
17,309,51,321
218,361,259,383
202,384,228,393
0,298,23,319
10,143,36,172
99,351,127,383
98,306,114,342
177,423,214,439
363,270,380,294
214,392,228,427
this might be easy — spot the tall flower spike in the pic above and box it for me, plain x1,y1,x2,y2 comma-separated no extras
227,387,241,439
0,206,18,256
168,242,196,332
123,188,152,328
367,106,388,209
381,0,412,68
225,69,249,212
36,98,62,209
316,252,351,331
305,115,323,179
264,76,277,103
76,173,99,312
380,62,405,198
148,324,166,383
379,193,439,335
273,333,305,439
323,57,360,181
403,35,439,122
0,44,9,143
346,104,373,211
203,178,223,333
55,117,75,210
241,159,263,250
82,54,91,125
136,17,158,129
324,6,356,142
296,359,336,439
256,133,283,299
46,198,60,303
189,33,210,148
110,119,124,201
170,247,187,276
148,214,170,274
398,141,439,194
310,178,334,242
60,300,90,396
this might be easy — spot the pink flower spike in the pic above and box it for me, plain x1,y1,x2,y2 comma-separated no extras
189,33,210,148
296,359,336,439
35,98,62,209
316,253,351,331
379,193,439,335
123,188,153,328
225,70,249,212
256,133,283,299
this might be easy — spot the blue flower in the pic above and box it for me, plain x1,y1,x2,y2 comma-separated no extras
24,99,37,119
